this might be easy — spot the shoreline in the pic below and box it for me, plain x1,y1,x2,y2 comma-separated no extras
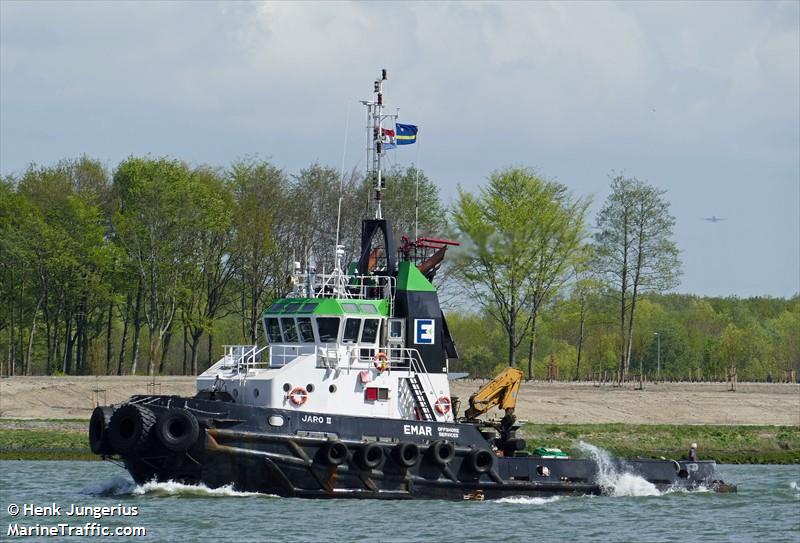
2,376,798,425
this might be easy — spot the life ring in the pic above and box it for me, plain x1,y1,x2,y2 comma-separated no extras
289,387,308,406
434,396,451,415
373,352,389,373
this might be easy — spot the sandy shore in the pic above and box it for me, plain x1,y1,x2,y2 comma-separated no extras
0,376,797,425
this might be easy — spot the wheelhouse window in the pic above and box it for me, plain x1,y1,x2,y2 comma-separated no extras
342,318,361,343
266,318,283,343
297,317,315,343
360,304,378,315
299,302,318,313
280,318,299,343
360,319,379,344
284,302,302,312
317,317,340,343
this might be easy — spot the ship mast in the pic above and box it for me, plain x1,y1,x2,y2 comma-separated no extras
361,68,398,220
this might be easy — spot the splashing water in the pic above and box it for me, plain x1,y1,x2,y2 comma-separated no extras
83,477,271,498
576,441,660,497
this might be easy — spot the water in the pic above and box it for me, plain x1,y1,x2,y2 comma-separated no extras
1,461,798,543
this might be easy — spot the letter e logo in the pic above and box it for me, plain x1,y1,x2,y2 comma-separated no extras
414,319,435,345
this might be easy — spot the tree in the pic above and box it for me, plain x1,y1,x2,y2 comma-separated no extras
452,167,588,372
230,158,290,344
179,166,238,374
594,175,681,381
113,157,193,376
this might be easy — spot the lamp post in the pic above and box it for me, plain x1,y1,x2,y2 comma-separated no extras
653,332,661,382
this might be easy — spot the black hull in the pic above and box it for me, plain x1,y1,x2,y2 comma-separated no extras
94,395,731,500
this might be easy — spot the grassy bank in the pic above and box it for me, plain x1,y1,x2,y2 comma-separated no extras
1,421,798,463
522,423,800,464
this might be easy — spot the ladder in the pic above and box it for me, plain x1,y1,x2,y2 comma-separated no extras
406,375,435,421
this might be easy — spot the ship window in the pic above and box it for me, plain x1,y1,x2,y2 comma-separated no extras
280,318,299,342
389,320,403,339
266,318,283,343
361,319,379,344
267,302,284,313
284,302,302,313
299,302,318,313
360,304,378,315
342,303,359,313
343,318,361,343
317,317,340,343
297,318,315,343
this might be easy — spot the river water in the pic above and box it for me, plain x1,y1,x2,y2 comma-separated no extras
1,460,798,542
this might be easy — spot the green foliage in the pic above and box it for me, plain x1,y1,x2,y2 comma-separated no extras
452,167,589,371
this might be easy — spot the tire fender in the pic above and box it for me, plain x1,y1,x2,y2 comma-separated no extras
108,404,156,454
88,406,115,455
155,408,200,452
393,441,420,468
429,440,455,466
356,442,384,470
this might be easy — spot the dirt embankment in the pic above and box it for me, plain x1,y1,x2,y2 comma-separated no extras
1,376,797,425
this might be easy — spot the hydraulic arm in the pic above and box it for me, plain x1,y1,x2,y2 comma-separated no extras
464,367,524,420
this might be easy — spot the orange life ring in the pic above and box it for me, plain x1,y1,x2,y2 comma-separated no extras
373,352,389,372
434,396,451,415
289,387,308,406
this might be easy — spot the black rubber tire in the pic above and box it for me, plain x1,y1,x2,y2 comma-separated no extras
323,440,349,466
108,404,156,454
88,406,115,455
356,442,384,470
393,441,420,468
155,408,199,452
430,440,455,466
466,449,495,474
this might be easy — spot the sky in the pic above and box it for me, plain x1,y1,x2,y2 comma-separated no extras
1,1,798,298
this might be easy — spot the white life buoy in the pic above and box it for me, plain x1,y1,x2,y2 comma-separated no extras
288,387,308,406
434,396,451,415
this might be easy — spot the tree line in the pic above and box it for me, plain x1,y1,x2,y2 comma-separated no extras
0,156,442,377
1,158,797,381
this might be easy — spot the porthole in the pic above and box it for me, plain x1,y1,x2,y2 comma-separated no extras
307,384,315,393
253,388,260,398
329,384,337,393
283,383,291,392
232,389,239,398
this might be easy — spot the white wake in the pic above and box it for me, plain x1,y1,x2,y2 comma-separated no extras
83,477,270,498
492,496,561,505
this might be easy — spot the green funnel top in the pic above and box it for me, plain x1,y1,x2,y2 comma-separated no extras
396,261,436,292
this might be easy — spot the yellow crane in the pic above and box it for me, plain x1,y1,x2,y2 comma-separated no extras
464,367,524,420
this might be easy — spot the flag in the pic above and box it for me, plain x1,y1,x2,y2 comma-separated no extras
381,128,396,149
396,123,418,145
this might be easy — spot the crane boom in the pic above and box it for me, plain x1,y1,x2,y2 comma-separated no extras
464,367,524,419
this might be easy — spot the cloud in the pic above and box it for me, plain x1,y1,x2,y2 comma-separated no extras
1,0,797,295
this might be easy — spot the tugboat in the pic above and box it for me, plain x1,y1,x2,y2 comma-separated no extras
89,70,735,499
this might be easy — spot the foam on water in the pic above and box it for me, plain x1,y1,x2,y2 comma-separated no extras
492,496,561,505
83,477,270,498
576,441,660,497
